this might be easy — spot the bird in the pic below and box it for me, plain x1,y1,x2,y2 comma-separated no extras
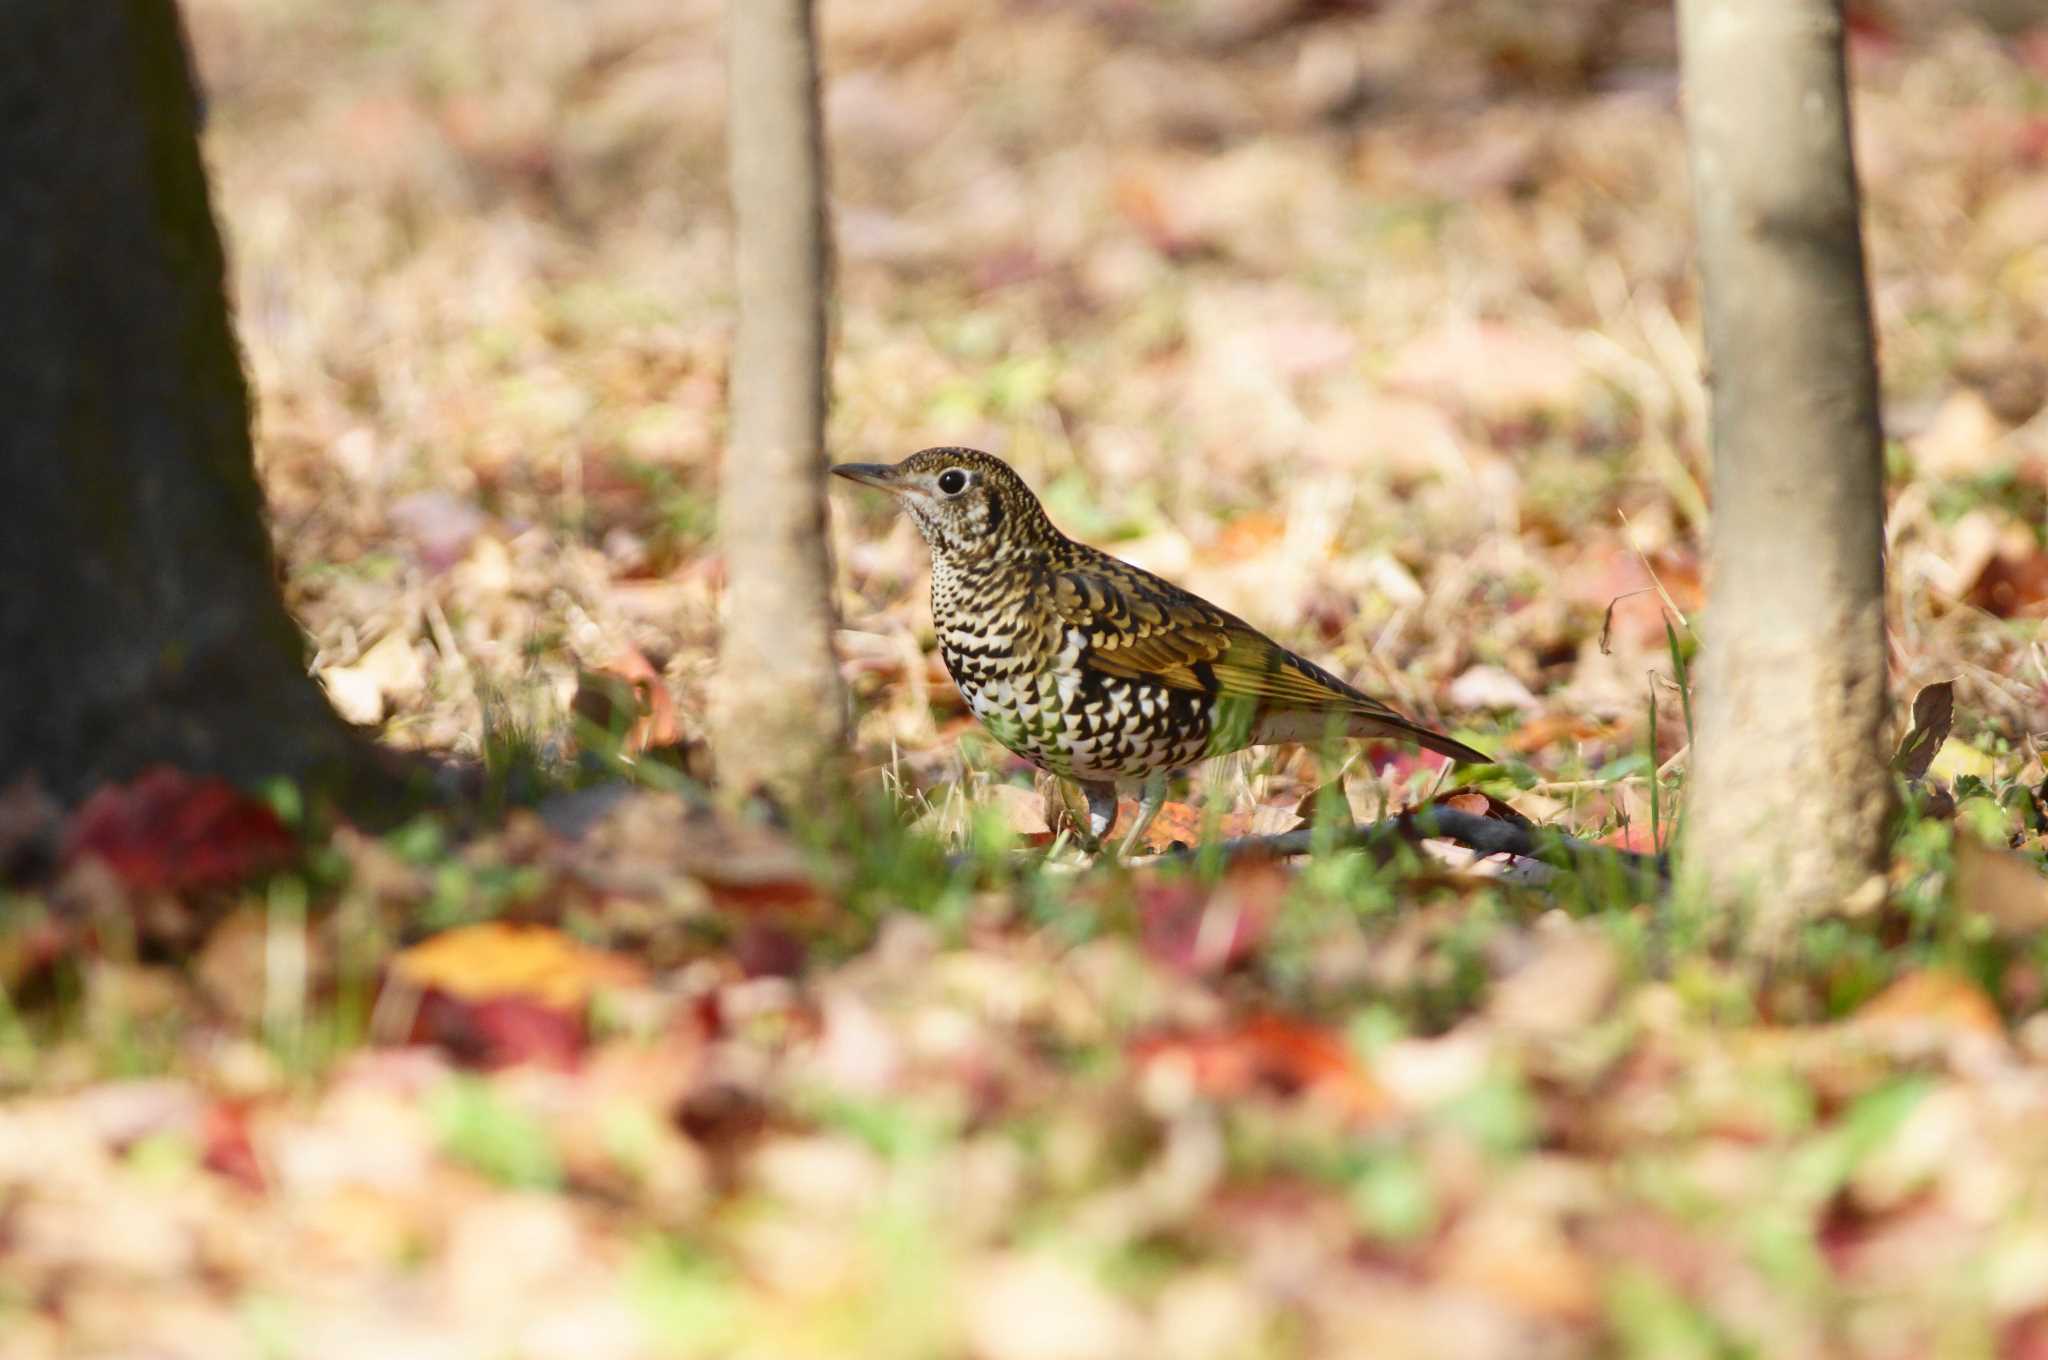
832,448,1490,855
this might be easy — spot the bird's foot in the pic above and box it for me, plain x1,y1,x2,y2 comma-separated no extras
1112,773,1171,859
1076,780,1119,855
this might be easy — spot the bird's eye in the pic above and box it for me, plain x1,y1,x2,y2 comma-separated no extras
937,469,969,495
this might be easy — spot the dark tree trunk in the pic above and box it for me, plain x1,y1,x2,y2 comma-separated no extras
0,0,373,803
1675,0,1893,947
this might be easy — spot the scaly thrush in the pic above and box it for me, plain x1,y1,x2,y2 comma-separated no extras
834,448,1489,853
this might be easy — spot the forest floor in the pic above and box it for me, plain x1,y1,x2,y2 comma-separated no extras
5,1,2048,1356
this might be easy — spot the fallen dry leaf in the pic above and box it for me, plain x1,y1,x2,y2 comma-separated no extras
1505,713,1620,756
966,1253,1145,1360
1134,857,1288,974
64,768,294,892
1118,799,1263,853
571,645,679,754
1488,926,1621,1036
1954,836,2048,938
1966,549,2048,619
1891,680,1955,780
1928,737,1999,784
388,923,647,1067
199,1099,267,1194
391,922,645,1011
1435,1204,1600,1323
1386,319,1592,421
1446,664,1540,713
1909,389,2006,480
985,783,1052,839
1132,1013,1389,1120
1856,969,2004,1041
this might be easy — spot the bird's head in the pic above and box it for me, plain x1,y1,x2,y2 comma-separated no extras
831,447,1054,561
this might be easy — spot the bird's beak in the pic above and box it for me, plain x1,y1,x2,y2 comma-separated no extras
830,462,901,493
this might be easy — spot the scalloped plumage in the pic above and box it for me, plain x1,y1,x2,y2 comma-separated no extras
832,447,1489,851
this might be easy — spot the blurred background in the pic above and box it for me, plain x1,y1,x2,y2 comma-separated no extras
199,0,2045,831
17,5,2029,1356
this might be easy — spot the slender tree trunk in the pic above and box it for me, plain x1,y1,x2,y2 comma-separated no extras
714,0,848,802
0,0,379,804
1676,0,1892,947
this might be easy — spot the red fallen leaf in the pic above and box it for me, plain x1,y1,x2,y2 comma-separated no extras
1134,858,1288,974
733,920,806,979
705,876,830,918
1365,746,1461,785
1966,550,2048,619
2004,1306,2048,1360
2014,116,2048,168
1131,1013,1389,1120
65,767,294,891
388,922,647,1069
199,1100,266,1194
410,992,587,1070
1843,5,1899,58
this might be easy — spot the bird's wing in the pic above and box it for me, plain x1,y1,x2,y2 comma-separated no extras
1045,557,1491,762
1048,561,1371,709
1047,564,1233,691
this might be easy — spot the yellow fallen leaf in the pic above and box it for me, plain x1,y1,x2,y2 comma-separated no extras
1927,737,1998,783
390,923,645,1010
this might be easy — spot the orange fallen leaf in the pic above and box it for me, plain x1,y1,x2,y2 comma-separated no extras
1201,511,1287,565
1113,799,1263,853
1132,1013,1388,1120
1506,713,1620,756
200,1100,266,1194
1594,821,1659,854
390,923,647,1069
1432,790,1530,825
571,645,678,754
1856,969,2003,1039
391,922,646,1011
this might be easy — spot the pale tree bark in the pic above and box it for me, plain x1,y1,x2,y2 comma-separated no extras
0,0,387,805
1676,0,1892,947
714,0,849,803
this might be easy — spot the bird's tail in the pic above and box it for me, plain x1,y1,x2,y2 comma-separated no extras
1347,708,1492,766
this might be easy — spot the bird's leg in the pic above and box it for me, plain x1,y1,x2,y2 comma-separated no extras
1078,779,1119,853
1115,772,1172,859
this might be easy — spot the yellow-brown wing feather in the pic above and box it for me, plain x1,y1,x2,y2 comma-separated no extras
1047,558,1490,764
1048,566,1232,690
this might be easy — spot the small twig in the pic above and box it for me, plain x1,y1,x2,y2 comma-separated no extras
1146,804,1668,879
